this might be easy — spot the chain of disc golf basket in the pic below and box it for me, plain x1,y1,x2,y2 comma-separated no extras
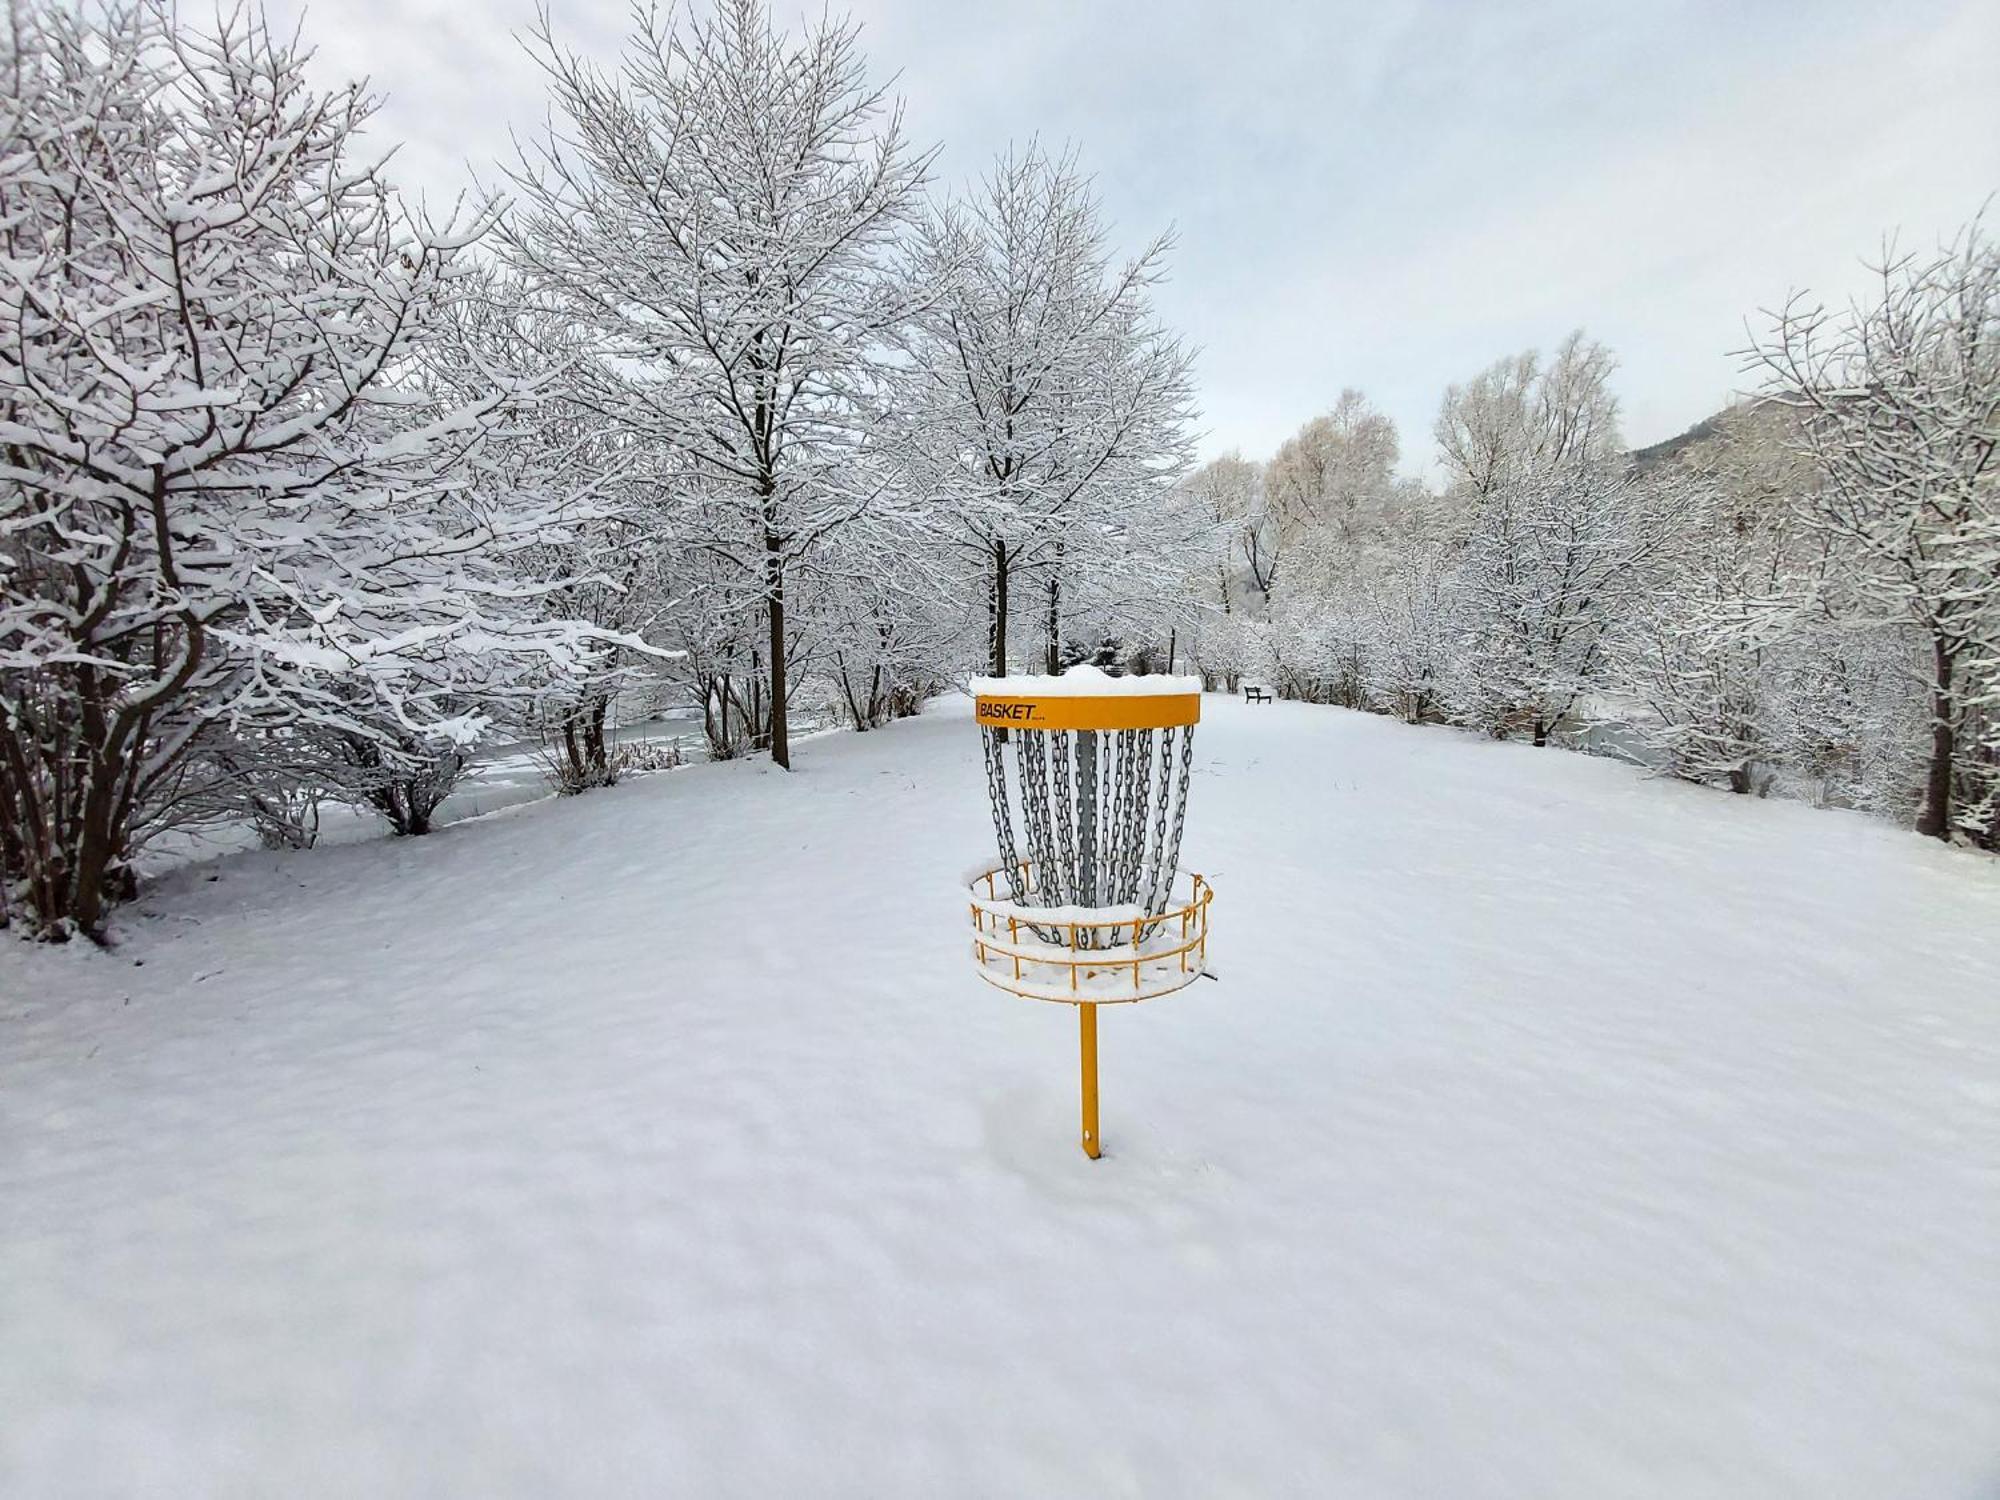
1076,729,1099,917
1106,730,1130,907
1137,724,1195,940
985,716,1198,950
1114,729,1150,908
981,724,1025,906
1015,727,1063,944
1049,730,1078,917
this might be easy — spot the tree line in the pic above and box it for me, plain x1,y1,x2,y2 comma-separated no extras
4,0,1993,944
1183,239,2000,849
0,0,1201,939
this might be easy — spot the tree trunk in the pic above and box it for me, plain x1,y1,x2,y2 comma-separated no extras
1917,634,1955,840
584,700,604,780
1045,570,1061,674
766,530,790,771
990,541,1010,677
835,652,867,731
69,759,122,940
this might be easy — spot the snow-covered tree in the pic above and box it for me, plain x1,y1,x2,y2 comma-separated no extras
1609,403,1821,793
1252,394,1449,706
1264,390,1403,568
500,0,932,770
1746,217,2000,842
1435,331,1622,502
904,144,1195,677
430,273,677,795
1613,485,1781,792
1180,452,1264,613
1766,618,1929,816
1450,467,1689,745
0,2,602,938
1356,542,1457,725
812,518,964,730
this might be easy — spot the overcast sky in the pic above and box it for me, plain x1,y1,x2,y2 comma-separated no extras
273,0,1999,477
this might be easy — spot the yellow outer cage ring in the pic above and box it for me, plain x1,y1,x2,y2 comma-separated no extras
974,693,1200,732
967,862,1213,1006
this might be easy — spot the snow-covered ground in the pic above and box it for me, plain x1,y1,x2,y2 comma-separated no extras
4,694,1998,1498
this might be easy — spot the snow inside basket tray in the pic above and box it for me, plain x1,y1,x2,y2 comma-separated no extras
967,663,1202,696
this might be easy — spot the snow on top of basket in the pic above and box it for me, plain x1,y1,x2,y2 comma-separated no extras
968,664,1201,697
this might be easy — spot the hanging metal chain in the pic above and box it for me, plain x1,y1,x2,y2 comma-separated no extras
1117,728,1150,905
1075,729,1098,926
1106,729,1131,903
1103,733,1120,902
1162,722,1196,899
986,715,1196,949
1016,729,1066,941
1050,730,1077,906
981,726,1024,903
1143,725,1175,916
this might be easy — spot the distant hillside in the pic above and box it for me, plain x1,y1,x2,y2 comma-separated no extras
1629,411,1726,472
1628,398,1784,473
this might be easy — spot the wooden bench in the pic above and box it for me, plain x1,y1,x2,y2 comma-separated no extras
1243,685,1273,704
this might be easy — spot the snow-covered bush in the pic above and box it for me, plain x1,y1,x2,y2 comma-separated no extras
1759,621,1926,816
1266,592,1371,708
335,728,470,839
1358,548,1458,725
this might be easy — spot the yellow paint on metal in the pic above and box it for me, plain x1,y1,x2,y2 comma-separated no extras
974,692,1200,732
1079,1004,1101,1159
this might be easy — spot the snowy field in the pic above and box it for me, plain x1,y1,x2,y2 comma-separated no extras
4,694,1998,1498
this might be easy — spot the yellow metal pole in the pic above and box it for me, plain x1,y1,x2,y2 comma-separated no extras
1078,1003,1101,1159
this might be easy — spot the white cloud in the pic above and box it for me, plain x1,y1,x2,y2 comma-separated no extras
273,0,2000,476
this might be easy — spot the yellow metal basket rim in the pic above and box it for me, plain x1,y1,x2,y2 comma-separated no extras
974,692,1200,732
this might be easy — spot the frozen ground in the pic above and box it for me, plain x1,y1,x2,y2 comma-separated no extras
4,694,1998,1498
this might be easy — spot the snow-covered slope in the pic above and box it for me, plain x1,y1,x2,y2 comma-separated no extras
4,695,1997,1498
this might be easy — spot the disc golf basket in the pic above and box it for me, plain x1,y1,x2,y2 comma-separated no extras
966,665,1212,1158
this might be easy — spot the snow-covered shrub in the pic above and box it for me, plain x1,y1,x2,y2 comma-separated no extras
611,741,687,777
199,731,338,851
1608,473,1790,792
1358,549,1458,725
1764,622,1928,817
537,704,620,796
1266,593,1370,708
333,724,471,839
